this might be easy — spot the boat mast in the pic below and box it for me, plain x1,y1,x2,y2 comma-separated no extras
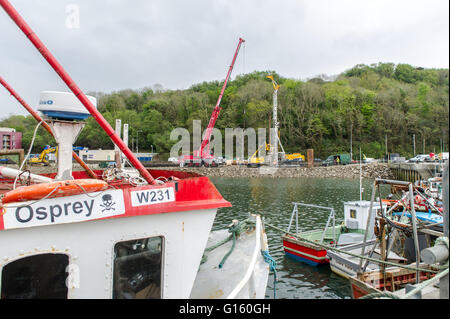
0,0,157,185
360,147,362,201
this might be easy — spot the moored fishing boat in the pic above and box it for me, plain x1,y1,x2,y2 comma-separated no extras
328,178,446,280
327,239,408,279
282,203,338,266
282,200,385,266
348,264,438,299
0,0,271,299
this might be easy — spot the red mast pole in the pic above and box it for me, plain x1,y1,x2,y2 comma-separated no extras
0,76,98,179
0,0,157,185
197,37,245,158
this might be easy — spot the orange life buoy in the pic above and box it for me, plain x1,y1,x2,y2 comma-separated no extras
1,179,109,204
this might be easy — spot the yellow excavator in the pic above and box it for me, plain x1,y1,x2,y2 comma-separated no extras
29,145,57,165
284,153,305,161
247,143,272,167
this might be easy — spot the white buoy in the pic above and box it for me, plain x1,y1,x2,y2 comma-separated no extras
0,166,53,184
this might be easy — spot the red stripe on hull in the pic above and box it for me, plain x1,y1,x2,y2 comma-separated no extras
283,239,329,264
351,284,368,299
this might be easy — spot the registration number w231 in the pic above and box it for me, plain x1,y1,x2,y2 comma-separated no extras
130,187,175,207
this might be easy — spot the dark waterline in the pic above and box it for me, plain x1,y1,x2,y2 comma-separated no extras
210,177,391,299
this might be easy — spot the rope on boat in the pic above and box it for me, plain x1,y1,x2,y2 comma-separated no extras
13,120,43,190
219,227,237,269
263,222,443,274
201,218,255,267
262,250,278,299
202,215,279,302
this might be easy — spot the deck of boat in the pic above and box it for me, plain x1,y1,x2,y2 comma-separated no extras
328,240,407,279
190,226,270,299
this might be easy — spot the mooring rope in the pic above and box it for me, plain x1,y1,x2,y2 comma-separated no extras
262,250,278,299
201,218,255,267
264,222,442,274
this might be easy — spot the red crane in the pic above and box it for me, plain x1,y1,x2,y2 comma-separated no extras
182,37,245,167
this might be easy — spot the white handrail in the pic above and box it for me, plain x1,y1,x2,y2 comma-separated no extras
226,215,262,299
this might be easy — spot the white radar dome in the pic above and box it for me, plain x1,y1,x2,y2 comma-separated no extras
37,91,97,120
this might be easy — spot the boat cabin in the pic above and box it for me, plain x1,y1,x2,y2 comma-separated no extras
338,200,386,245
427,177,442,200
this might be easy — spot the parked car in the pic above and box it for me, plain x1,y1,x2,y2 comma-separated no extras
407,154,428,163
363,157,377,163
168,157,179,164
214,156,224,164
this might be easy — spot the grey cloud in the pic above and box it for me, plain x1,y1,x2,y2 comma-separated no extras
0,0,448,117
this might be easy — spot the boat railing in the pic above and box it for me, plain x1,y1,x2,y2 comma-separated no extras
287,202,337,246
226,215,262,299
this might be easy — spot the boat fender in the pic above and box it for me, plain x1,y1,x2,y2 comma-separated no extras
1,179,110,204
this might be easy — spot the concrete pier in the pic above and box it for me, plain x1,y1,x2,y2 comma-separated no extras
389,162,444,182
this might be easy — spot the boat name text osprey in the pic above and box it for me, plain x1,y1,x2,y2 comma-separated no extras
3,189,125,230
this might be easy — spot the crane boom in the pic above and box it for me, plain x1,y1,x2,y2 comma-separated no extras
194,37,245,158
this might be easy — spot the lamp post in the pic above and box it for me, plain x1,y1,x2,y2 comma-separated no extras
136,130,142,153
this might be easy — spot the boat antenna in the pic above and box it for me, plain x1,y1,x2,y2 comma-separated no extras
0,76,98,179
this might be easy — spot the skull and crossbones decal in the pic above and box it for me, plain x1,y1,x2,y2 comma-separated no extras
100,194,116,212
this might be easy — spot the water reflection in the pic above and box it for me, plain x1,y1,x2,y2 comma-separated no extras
210,177,390,299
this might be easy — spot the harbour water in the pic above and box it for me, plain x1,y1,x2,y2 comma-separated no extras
210,177,391,299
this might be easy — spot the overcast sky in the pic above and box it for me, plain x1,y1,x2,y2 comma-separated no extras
1,0,448,117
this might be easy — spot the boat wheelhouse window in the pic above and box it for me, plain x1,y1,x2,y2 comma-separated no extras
113,236,163,299
350,209,357,219
1,253,68,299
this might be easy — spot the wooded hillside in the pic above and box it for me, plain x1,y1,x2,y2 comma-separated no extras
1,63,448,159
